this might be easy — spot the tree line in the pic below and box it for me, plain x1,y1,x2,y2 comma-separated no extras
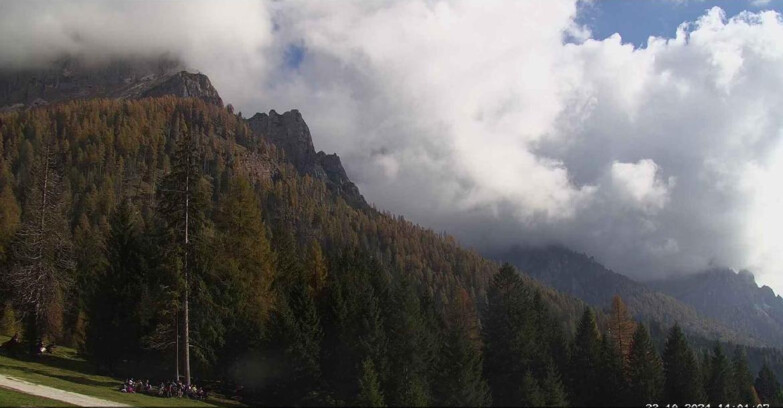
1,98,782,406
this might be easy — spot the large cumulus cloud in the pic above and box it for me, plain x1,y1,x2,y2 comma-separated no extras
2,1,783,290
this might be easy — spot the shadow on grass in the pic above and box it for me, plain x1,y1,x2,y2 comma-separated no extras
0,355,119,388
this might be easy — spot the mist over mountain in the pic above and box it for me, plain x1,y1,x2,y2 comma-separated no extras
0,56,224,111
500,245,783,348
3,1,783,291
4,47,783,405
650,268,783,344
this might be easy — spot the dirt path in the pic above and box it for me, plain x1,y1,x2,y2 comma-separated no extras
0,374,129,407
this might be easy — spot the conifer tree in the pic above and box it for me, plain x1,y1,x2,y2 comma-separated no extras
304,240,328,297
569,307,602,406
627,323,664,405
598,333,628,406
483,263,534,406
520,372,545,407
358,358,386,407
266,265,323,404
320,251,389,403
699,349,712,401
0,302,20,337
0,159,20,262
433,288,491,407
213,176,276,358
755,363,783,405
663,324,704,403
9,144,74,346
85,200,153,372
386,278,432,407
707,343,736,403
156,125,210,385
732,347,760,405
541,363,569,407
608,294,636,364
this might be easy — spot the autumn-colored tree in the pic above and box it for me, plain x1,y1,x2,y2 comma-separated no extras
305,239,328,298
0,159,20,262
608,294,637,366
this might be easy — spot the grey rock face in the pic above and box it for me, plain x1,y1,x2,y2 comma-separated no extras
247,110,316,171
0,56,223,110
247,109,367,208
142,71,223,107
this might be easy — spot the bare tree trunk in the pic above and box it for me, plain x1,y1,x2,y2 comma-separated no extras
175,313,180,381
35,146,49,342
183,171,191,386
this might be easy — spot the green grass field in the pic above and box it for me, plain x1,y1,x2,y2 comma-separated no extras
0,335,244,407
0,386,75,407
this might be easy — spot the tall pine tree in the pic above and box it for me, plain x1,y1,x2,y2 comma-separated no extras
627,323,664,405
433,287,491,407
663,324,704,404
569,307,602,406
755,363,783,405
731,347,760,405
707,343,736,404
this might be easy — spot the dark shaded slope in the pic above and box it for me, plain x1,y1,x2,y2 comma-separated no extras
650,268,783,345
499,245,769,347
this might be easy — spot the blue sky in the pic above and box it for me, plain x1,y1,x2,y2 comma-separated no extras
579,0,783,47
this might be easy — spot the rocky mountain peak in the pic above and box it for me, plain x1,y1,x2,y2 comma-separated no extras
247,109,315,171
247,109,366,209
0,56,223,111
141,71,223,107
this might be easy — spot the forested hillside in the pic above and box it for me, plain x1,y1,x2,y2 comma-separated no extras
0,96,781,406
501,245,780,348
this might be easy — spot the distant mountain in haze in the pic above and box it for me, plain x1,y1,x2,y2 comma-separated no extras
499,245,783,348
649,268,783,344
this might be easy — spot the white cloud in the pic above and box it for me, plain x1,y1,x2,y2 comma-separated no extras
610,160,674,213
3,1,783,291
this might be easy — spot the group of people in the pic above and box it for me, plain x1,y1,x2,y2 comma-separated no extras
119,378,208,401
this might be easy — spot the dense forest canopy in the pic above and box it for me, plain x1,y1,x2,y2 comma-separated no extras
0,97,782,406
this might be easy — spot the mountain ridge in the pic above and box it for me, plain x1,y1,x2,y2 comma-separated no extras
650,267,783,344
499,245,783,348
2,56,779,351
0,56,222,111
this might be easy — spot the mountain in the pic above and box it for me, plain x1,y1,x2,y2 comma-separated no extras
498,245,775,347
3,58,783,405
247,110,366,208
0,56,222,111
649,268,783,345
